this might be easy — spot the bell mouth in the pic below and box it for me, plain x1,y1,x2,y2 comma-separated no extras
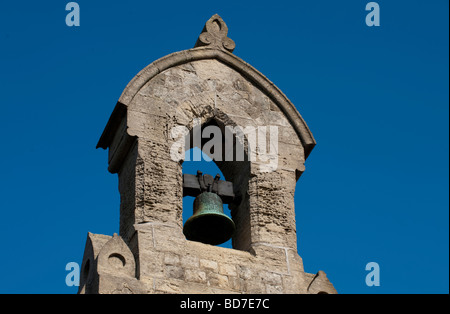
183,213,235,245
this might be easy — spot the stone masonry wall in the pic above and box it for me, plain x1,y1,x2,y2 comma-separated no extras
119,59,305,251
79,229,336,294
82,45,337,294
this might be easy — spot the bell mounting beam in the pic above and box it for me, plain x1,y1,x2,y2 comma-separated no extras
183,171,235,204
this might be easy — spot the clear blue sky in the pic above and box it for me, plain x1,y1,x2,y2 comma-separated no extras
0,1,448,294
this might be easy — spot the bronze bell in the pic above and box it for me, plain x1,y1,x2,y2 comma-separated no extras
183,192,235,245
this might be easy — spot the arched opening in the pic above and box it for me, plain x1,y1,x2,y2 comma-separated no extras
182,147,232,249
180,117,251,251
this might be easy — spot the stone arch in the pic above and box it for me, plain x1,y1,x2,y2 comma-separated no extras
179,114,252,250
96,15,315,251
83,14,338,294
97,55,308,250
97,47,315,159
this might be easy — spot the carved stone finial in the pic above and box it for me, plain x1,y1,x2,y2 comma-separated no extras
194,14,236,53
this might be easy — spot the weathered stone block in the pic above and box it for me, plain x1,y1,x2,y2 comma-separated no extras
185,269,207,284
218,263,237,277
207,272,229,289
200,259,218,272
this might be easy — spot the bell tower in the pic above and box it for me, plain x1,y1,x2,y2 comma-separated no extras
78,14,337,294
